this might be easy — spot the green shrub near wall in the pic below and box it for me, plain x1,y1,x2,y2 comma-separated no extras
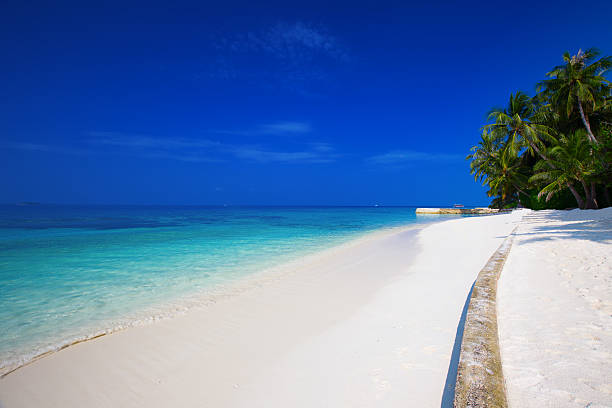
522,189,577,210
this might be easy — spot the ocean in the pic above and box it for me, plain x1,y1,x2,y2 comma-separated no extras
0,205,449,374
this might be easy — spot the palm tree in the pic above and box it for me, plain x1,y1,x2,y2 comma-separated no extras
537,48,611,144
529,130,597,209
468,48,611,210
485,92,553,163
467,129,502,183
485,147,529,206
468,131,528,208
593,123,612,205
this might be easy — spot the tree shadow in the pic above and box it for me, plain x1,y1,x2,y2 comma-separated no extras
514,210,612,245
440,282,474,408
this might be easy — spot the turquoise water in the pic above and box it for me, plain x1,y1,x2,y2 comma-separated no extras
0,205,448,373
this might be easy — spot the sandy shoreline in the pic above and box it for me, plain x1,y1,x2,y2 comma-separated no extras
0,223,427,378
0,212,523,407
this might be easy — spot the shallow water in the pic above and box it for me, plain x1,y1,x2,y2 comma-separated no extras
0,205,449,373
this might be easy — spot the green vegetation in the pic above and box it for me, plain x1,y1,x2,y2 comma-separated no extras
468,48,611,209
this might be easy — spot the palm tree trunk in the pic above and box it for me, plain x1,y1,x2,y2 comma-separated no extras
581,180,590,206
513,184,529,197
580,180,597,209
590,182,598,209
576,96,598,144
528,140,555,167
512,184,529,207
567,182,585,209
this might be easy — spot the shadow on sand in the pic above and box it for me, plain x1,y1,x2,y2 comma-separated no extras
440,282,474,408
514,210,612,245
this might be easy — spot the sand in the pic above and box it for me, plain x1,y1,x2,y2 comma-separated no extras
0,212,523,407
498,208,612,408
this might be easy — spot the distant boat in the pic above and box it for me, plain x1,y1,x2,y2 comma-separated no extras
453,204,465,208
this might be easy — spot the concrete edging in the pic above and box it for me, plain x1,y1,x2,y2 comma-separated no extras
453,227,517,408
415,208,505,215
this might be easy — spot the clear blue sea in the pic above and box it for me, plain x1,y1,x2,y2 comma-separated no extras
0,205,450,373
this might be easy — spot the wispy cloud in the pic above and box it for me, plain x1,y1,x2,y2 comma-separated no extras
138,152,224,163
259,121,311,135
92,130,335,164
1,139,223,163
238,21,348,62
227,146,334,163
212,121,311,137
310,142,333,152
86,132,224,162
0,142,90,155
210,21,348,95
366,150,464,165
89,132,220,149
3,125,336,165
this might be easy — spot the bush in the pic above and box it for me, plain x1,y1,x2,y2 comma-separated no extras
522,188,577,210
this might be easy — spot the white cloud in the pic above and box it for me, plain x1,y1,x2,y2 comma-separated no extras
0,142,90,155
209,21,348,95
227,146,333,163
259,121,311,135
367,150,464,165
211,121,311,137
140,152,224,163
227,22,346,62
91,130,335,164
256,22,347,61
89,132,220,149
310,142,333,152
4,126,336,165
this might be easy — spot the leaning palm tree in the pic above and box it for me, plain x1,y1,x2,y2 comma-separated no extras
529,130,597,208
485,92,553,162
537,48,611,144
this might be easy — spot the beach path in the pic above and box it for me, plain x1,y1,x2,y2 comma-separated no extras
498,208,612,408
0,212,522,407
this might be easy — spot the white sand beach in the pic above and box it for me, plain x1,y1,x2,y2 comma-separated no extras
5,209,611,407
0,212,523,407
498,208,612,408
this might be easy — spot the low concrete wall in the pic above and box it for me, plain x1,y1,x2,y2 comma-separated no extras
415,208,501,215
453,228,516,408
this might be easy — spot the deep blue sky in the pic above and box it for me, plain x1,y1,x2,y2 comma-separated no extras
2,0,611,205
